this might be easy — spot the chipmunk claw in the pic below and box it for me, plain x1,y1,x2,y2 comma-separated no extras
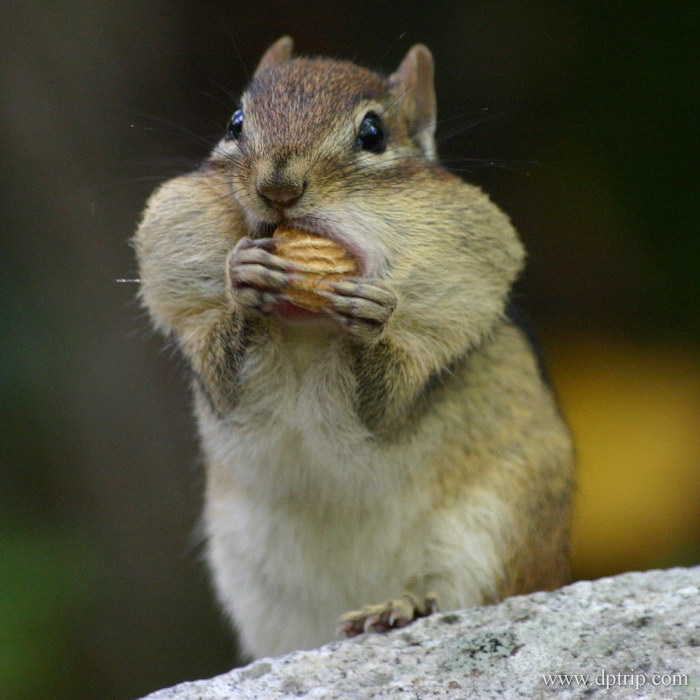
227,237,299,314
318,279,397,340
338,592,438,638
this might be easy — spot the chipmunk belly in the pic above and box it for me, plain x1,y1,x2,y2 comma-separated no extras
198,332,427,656
198,341,513,657
206,490,424,657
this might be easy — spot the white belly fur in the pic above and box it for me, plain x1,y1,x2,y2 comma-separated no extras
199,321,505,658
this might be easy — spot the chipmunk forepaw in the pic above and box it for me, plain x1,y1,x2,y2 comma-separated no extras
319,279,397,341
338,592,438,638
227,237,298,314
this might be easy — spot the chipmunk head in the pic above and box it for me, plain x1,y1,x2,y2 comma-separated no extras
214,36,437,239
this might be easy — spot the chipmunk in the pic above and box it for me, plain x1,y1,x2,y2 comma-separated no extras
134,36,574,660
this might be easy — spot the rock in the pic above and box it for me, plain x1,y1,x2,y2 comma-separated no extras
141,567,700,699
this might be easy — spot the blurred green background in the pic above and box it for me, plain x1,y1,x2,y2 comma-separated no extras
1,1,698,698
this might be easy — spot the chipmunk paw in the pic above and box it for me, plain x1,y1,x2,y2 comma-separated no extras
338,592,438,637
319,279,397,341
227,237,300,314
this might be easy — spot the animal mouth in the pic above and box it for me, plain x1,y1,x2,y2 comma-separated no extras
253,221,277,239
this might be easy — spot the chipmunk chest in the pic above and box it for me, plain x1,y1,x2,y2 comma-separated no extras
204,320,368,500
278,317,338,376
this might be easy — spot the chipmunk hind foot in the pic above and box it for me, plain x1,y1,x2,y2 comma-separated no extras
338,592,439,637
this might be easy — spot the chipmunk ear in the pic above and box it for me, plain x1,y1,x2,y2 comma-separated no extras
389,44,437,158
254,36,294,78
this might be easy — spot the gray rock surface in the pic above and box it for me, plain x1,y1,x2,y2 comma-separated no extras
142,567,700,699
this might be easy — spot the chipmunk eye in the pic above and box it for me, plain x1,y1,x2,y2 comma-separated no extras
357,112,386,153
226,109,244,140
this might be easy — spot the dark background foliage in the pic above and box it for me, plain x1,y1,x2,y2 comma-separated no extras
1,1,698,698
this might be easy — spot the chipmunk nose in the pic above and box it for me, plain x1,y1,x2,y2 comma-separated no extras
256,178,307,209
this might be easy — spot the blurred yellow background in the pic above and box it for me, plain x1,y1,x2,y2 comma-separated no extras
549,336,700,579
